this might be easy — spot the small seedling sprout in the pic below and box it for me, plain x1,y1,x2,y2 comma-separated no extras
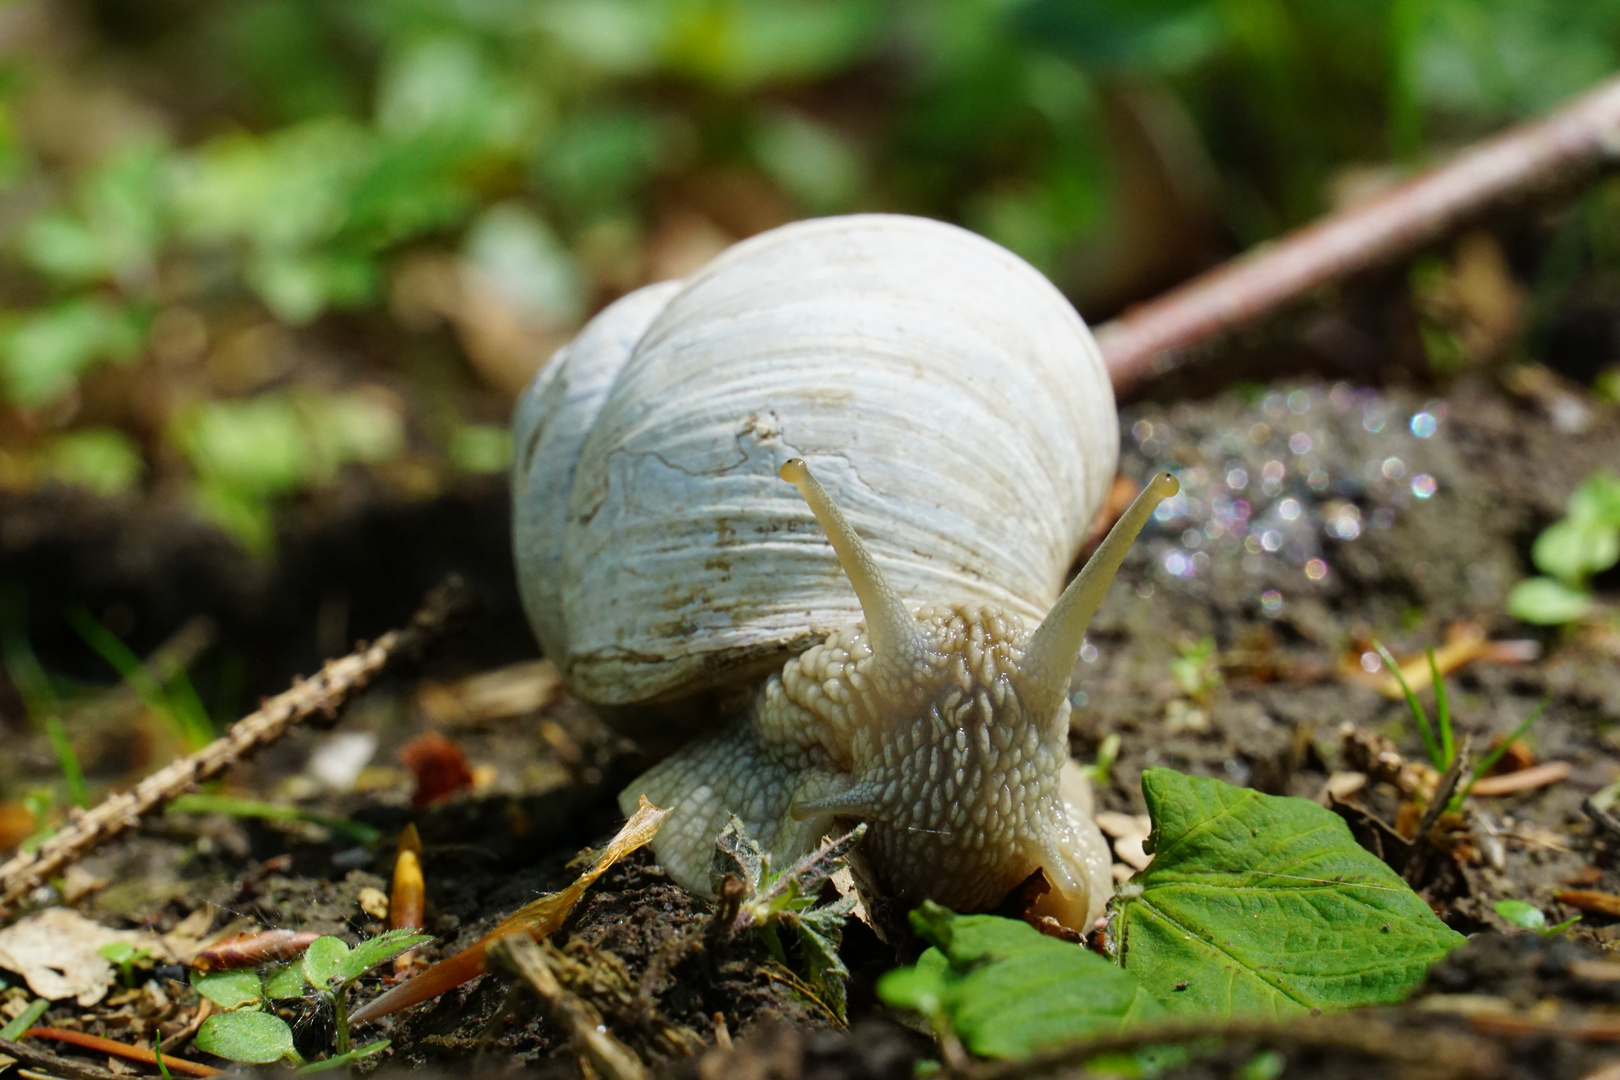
1373,641,1550,810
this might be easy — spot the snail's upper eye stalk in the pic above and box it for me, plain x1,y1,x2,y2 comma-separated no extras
779,457,924,672
1018,472,1180,721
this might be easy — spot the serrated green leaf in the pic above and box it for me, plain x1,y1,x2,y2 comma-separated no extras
1507,577,1593,625
795,895,857,1019
881,906,1165,1059
340,929,433,982
262,961,309,1000
196,1011,299,1065
301,936,352,989
190,968,265,1010
1113,769,1465,1018
875,949,949,1019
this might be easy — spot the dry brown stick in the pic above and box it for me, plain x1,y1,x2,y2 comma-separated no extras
0,1036,125,1080
1096,74,1620,396
0,575,475,909
486,933,649,1080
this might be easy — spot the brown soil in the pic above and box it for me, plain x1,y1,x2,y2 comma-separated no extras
3,374,1620,1079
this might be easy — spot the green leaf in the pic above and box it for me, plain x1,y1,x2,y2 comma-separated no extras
1507,577,1593,626
711,815,765,894
339,929,433,983
880,905,1165,1059
301,936,352,989
296,1039,390,1072
1532,518,1619,585
1492,899,1546,930
0,299,145,409
191,968,265,1010
196,1011,300,1065
36,429,145,496
1112,769,1465,1018
263,961,309,1000
875,948,948,1020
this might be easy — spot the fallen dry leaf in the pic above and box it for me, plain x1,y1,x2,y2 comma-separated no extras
1557,890,1620,918
0,908,174,1005
349,795,670,1024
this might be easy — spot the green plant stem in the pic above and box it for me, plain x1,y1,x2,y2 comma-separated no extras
331,986,350,1057
1426,647,1455,764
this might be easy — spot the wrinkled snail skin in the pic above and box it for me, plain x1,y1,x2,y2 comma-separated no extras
511,213,1173,928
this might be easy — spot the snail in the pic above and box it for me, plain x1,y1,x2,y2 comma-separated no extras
511,214,1177,928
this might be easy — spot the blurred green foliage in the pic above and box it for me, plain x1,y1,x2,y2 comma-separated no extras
0,0,1617,549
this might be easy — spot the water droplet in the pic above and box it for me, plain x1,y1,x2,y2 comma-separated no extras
1277,498,1302,522
1163,551,1193,578
1411,473,1437,499
1287,389,1312,414
1079,641,1099,663
1226,466,1249,490
1260,590,1283,617
1304,558,1328,581
1359,651,1381,673
1381,456,1406,480
1288,432,1313,455
1260,530,1283,553
1131,419,1154,443
1409,412,1437,438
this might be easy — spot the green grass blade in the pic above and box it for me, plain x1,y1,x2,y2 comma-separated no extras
67,606,213,750
44,716,88,809
1426,647,1454,764
1459,694,1552,804
1374,641,1443,768
0,996,50,1040
167,794,380,843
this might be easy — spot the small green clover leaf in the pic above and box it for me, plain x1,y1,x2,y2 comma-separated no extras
190,968,265,1010
1111,769,1465,1019
196,1010,303,1066
263,960,310,1000
301,936,352,989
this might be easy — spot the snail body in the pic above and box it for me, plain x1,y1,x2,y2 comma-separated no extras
512,214,1173,925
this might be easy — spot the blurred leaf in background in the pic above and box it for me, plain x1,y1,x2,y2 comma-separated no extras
0,0,1618,553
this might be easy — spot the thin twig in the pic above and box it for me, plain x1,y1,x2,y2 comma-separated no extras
23,1027,221,1077
1096,74,1620,395
0,1036,125,1080
1404,735,1471,887
0,576,475,909
486,932,648,1080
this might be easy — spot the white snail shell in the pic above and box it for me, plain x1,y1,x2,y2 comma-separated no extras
512,213,1141,927
515,214,1118,720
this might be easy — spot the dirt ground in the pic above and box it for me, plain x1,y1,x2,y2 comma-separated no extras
3,371,1620,1079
